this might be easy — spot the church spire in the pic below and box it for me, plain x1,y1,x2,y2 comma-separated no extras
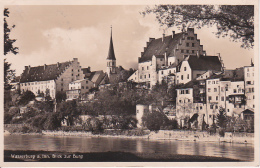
107,26,116,60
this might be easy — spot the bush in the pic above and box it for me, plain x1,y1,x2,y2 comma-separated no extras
219,129,225,137
142,111,169,131
18,91,35,105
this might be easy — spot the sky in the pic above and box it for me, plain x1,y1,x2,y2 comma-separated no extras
5,5,254,76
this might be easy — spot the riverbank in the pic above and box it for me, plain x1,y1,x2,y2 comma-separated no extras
4,150,241,162
40,130,254,144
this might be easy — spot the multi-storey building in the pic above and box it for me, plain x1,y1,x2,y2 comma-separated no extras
244,63,255,110
175,55,222,84
128,28,206,87
19,58,84,99
66,79,94,101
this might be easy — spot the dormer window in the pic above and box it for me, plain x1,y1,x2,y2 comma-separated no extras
184,67,187,71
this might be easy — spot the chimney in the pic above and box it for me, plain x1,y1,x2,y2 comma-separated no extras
73,58,78,62
149,38,155,42
44,64,46,70
172,31,175,38
57,62,60,68
164,52,168,66
88,66,91,72
28,65,31,72
162,33,165,42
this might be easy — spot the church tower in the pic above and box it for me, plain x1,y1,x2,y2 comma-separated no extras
106,26,116,78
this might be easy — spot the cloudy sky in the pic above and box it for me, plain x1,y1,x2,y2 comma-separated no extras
5,5,254,76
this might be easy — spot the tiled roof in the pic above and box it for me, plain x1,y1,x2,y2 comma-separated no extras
206,68,244,81
139,33,183,63
187,55,222,71
20,61,72,83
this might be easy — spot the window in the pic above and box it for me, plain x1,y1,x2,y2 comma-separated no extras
200,106,202,110
208,88,211,92
221,96,224,101
208,96,212,101
210,105,213,109
181,50,184,53
160,59,163,61
214,88,217,92
233,89,237,93
239,104,242,108
72,69,73,72
208,81,211,84
212,81,215,84
82,86,84,89
187,74,189,79
161,71,163,74
147,66,149,70
179,100,182,103
186,90,189,94
247,73,250,77
186,43,189,47
149,74,150,78
186,50,189,53
191,37,194,40
86,81,88,84
216,81,219,84
247,81,251,84
144,75,146,79
72,74,73,76
181,75,183,80
216,96,218,101
140,75,142,79
221,87,224,92
169,70,171,74
192,43,195,47
61,88,63,91
227,109,229,112
142,67,144,70
215,105,218,109
184,67,187,71
192,50,195,53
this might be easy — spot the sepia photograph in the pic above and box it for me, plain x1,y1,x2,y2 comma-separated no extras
2,1,258,166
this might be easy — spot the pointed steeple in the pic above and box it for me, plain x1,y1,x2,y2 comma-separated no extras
107,26,116,60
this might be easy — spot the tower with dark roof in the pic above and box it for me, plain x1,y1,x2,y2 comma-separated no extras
106,26,116,78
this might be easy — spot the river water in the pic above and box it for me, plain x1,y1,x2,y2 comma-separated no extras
4,134,254,161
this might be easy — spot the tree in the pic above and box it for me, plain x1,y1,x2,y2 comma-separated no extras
142,5,254,48
18,90,35,105
142,111,169,131
56,91,66,103
4,8,18,91
216,107,227,128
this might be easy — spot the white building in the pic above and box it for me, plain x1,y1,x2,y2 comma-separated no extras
128,28,205,88
244,65,255,110
66,79,94,101
20,58,84,99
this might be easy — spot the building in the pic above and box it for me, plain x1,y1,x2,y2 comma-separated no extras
66,79,94,101
244,63,255,110
175,55,222,85
128,28,206,87
175,78,207,128
106,27,117,80
20,58,84,99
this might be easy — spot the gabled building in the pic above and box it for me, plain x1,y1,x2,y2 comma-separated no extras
128,28,206,87
66,79,94,101
20,58,84,99
175,55,222,84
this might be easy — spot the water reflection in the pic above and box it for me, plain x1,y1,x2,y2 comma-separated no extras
4,135,254,161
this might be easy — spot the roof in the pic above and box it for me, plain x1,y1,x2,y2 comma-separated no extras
107,29,116,60
70,79,88,84
187,55,222,71
20,61,72,83
206,68,244,81
139,33,183,63
242,109,254,114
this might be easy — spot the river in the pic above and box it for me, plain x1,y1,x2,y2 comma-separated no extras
4,134,254,161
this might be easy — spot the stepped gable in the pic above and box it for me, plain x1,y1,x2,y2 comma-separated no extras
139,33,183,63
188,55,222,71
20,61,71,83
